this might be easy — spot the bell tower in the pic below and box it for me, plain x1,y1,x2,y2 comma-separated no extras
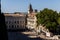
28,4,33,14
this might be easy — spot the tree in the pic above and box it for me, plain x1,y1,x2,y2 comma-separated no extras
57,12,60,25
36,8,59,34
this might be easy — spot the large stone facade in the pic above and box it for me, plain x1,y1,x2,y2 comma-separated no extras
4,13,26,30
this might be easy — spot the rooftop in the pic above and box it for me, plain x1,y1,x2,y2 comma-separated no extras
4,13,26,17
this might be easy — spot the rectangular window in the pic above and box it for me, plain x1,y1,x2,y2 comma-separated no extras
9,25,11,28
17,21,19,24
14,21,16,23
12,25,14,28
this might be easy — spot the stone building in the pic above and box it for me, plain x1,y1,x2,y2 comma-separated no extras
4,13,27,30
4,4,37,31
26,4,37,30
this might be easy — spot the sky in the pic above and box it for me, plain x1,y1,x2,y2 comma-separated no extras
1,0,60,13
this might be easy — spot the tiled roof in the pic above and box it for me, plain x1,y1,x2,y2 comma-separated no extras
4,13,26,17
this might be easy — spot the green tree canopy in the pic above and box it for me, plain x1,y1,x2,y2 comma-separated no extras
57,12,60,25
36,8,59,34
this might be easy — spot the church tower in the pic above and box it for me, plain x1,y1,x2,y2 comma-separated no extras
28,4,33,14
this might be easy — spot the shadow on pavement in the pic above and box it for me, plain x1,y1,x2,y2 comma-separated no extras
8,32,43,40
